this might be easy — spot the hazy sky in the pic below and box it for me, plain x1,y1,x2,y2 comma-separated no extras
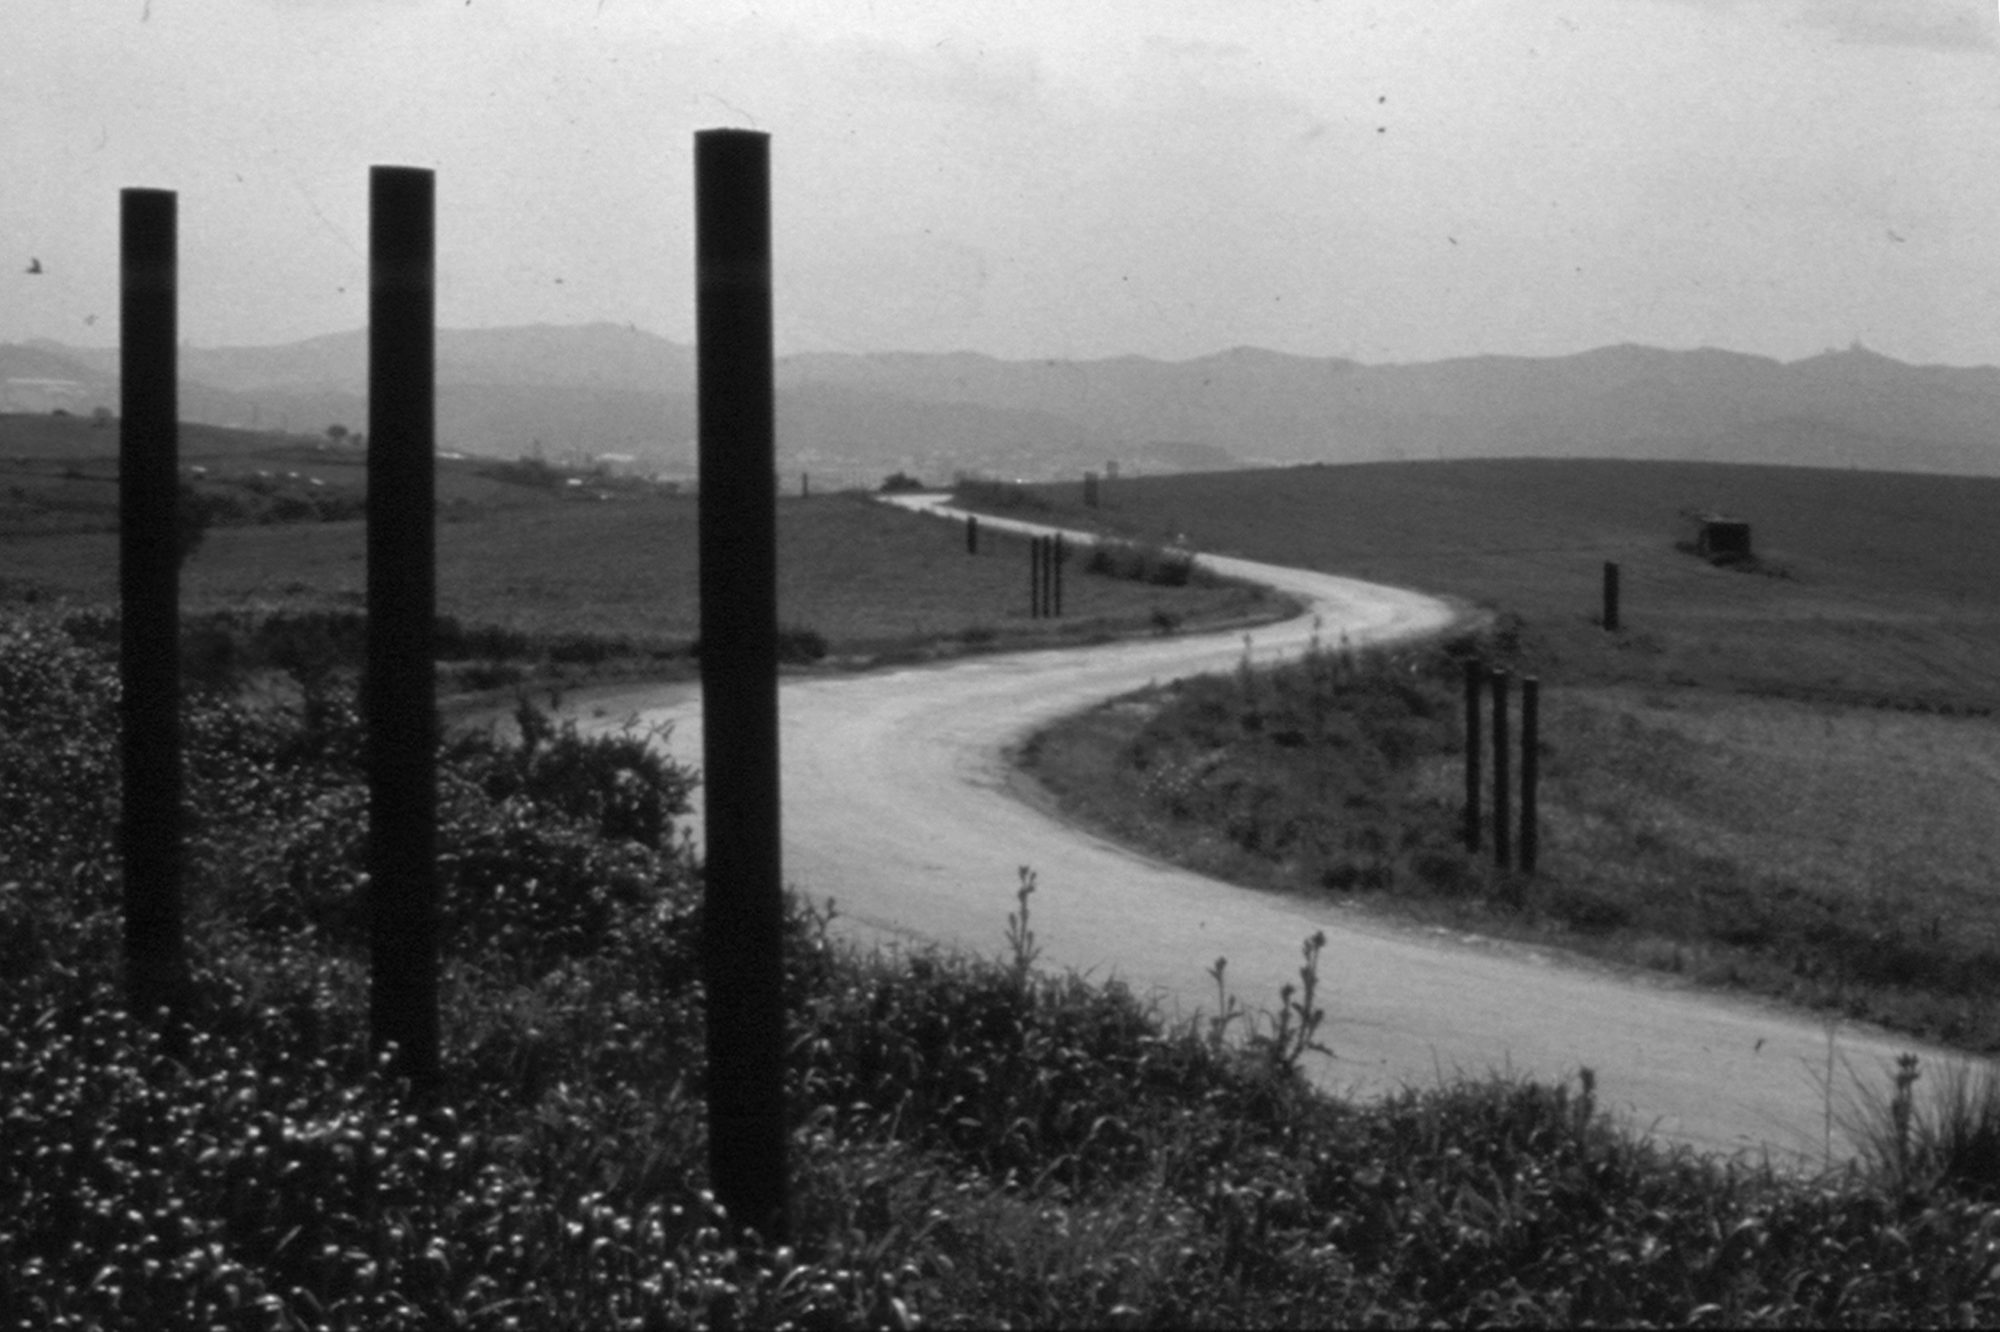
7,0,1999,364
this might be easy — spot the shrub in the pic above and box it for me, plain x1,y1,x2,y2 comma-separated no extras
1084,536,1200,587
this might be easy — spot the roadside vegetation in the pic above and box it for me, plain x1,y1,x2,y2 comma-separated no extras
1001,460,2000,1052
12,613,2000,1327
1080,534,1206,588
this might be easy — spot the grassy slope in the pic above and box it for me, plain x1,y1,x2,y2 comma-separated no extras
1002,459,2000,1048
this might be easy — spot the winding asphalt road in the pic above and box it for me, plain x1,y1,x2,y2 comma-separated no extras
572,496,1949,1167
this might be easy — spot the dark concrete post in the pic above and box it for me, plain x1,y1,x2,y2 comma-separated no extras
1602,561,1621,632
1040,535,1056,619
696,128,788,1245
366,165,440,1096
967,514,978,555
800,471,809,498
1492,668,1512,870
119,187,187,1029
1520,676,1540,876
1462,659,1482,851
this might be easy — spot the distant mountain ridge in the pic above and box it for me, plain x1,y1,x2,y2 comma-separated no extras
7,326,1999,480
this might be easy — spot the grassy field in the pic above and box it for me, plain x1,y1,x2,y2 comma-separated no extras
988,459,2000,706
2,495,1276,672
0,414,1281,689
988,460,2000,1050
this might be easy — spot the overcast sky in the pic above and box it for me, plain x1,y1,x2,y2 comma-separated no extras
6,0,1998,365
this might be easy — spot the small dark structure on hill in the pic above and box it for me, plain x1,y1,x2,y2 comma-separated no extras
1678,509,1753,563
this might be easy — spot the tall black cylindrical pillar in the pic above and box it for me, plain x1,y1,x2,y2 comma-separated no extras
696,128,788,1244
366,165,441,1095
119,187,187,1029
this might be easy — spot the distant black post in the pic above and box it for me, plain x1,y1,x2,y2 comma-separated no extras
967,514,978,555
1602,561,1621,632
1029,535,1043,617
1520,676,1540,876
366,165,440,1096
1052,533,1064,618
696,128,788,1245
1491,668,1512,870
119,187,187,1029
800,471,809,498
1040,535,1056,619
1462,660,1482,851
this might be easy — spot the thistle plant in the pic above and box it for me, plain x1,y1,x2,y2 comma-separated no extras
1254,930,1333,1080
1205,955,1244,1052
1890,1052,1921,1182
1005,866,1041,988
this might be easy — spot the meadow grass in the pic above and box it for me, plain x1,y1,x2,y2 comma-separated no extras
0,489,1278,687
1001,458,2000,1049
971,457,2000,708
1,411,1287,684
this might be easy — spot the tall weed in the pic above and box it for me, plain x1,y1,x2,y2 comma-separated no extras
1839,1051,2000,1199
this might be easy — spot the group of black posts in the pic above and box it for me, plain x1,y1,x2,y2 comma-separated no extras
113,132,792,1244
1462,560,1620,875
962,513,1068,619
108,129,1603,1251
1463,661,1541,876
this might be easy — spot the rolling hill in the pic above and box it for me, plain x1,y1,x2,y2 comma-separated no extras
6,327,1999,481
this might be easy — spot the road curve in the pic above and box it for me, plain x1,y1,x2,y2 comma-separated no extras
572,495,1946,1167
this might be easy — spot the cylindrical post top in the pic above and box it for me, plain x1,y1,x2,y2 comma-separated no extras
696,131,771,286
370,168,436,293
120,189,177,289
